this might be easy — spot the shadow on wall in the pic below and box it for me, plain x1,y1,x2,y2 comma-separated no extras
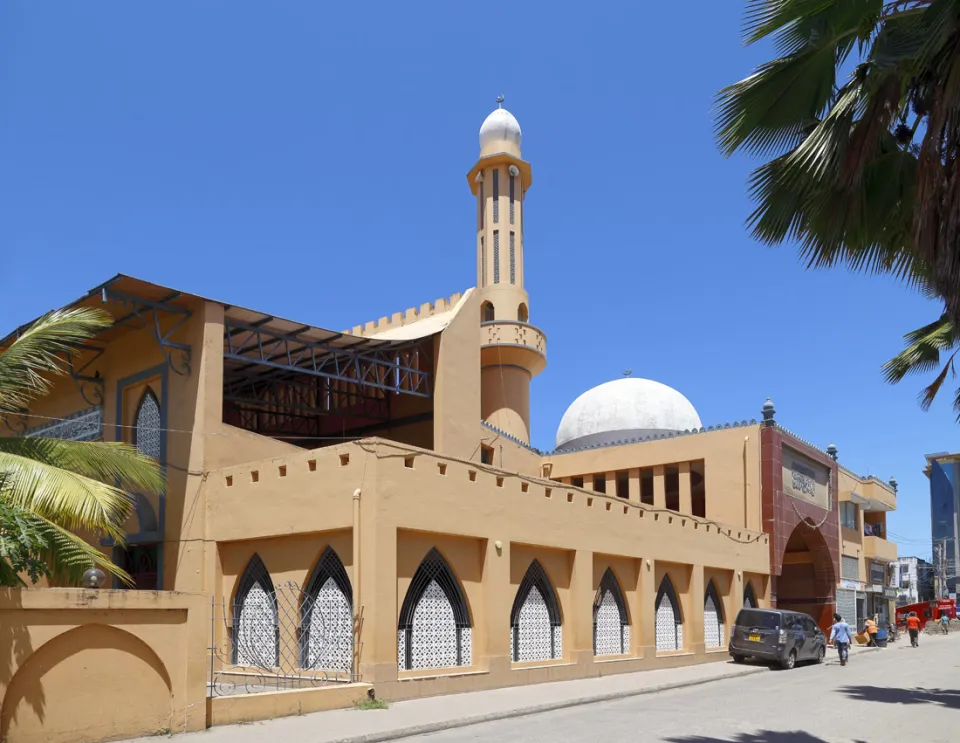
0,623,173,742
0,592,38,728
841,685,960,709
667,733,868,743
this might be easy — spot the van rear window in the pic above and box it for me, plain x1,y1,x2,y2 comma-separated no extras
736,610,780,629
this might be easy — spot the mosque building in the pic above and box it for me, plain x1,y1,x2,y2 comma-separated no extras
0,100,899,739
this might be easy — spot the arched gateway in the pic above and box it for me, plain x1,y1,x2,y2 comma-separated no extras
774,520,836,630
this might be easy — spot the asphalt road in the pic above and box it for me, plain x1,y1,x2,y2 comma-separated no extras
411,635,959,743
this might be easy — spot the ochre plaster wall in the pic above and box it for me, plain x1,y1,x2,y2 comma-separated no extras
210,438,770,701
0,589,206,743
545,425,763,531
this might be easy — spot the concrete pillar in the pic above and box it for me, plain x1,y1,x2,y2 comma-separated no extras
679,461,692,515
606,471,617,497
358,517,396,684
570,549,594,666
653,466,666,510
482,538,512,673
628,468,640,502
640,558,656,658
584,474,595,492
690,564,705,655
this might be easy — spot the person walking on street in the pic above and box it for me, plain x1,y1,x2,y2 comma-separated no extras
829,612,853,666
940,612,950,634
906,612,921,647
865,616,879,647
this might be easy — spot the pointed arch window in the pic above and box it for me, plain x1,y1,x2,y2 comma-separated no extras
594,568,630,656
233,554,278,667
134,388,161,461
704,580,725,649
743,582,757,609
301,547,353,672
510,560,563,662
398,548,472,671
655,575,683,652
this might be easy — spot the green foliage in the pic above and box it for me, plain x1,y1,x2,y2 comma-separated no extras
0,308,164,586
717,1,960,416
883,314,960,419
354,697,389,711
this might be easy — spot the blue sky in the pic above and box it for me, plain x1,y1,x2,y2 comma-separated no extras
1,2,951,558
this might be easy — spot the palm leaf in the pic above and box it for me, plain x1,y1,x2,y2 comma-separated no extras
0,307,112,415
918,349,958,411
0,448,135,542
882,313,957,382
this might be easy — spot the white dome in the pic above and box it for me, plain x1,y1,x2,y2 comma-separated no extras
555,378,703,451
479,107,522,151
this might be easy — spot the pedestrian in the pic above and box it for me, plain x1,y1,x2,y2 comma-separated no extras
906,611,921,647
865,616,879,647
829,612,853,666
940,612,950,635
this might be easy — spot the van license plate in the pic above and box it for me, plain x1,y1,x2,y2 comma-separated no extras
749,634,761,642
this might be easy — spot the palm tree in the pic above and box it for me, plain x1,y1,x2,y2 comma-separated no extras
884,313,960,419
715,1,960,331
0,308,163,586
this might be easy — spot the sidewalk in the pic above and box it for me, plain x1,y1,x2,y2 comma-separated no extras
129,648,885,743
125,659,787,743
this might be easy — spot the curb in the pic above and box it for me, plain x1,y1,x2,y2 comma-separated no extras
326,667,767,743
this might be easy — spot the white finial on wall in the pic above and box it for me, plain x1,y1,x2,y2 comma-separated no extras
496,94,505,108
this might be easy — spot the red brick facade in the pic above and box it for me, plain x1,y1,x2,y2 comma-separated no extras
760,423,840,631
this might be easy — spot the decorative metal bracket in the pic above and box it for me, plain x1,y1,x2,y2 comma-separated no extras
103,288,192,375
65,343,106,405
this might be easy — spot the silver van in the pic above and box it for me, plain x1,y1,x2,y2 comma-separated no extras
729,608,826,669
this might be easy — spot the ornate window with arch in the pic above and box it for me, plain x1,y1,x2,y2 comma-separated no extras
398,548,472,671
593,568,630,656
655,575,683,651
743,582,757,609
703,580,726,649
518,303,529,323
481,301,495,323
233,554,279,667
510,560,563,662
134,388,162,461
301,547,353,673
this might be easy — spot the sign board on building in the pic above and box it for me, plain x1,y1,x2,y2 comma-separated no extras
883,587,898,600
840,579,861,590
868,561,886,586
782,448,831,510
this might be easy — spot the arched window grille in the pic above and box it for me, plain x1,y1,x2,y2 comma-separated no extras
655,575,683,652
301,547,353,672
510,560,562,662
743,582,757,609
593,568,630,656
233,554,279,667
704,580,725,649
398,548,472,671
492,168,499,223
134,388,161,460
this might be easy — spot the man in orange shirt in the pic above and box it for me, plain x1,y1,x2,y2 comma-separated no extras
905,612,921,647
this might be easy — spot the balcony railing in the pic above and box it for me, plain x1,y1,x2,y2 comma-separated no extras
480,321,547,356
864,535,898,562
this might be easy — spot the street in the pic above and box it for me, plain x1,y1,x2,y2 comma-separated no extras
410,636,959,743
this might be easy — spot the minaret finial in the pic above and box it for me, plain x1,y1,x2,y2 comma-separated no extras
496,94,504,108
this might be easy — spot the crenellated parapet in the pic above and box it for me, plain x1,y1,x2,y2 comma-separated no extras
343,291,465,337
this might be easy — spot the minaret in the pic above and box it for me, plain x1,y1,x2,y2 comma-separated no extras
467,97,547,444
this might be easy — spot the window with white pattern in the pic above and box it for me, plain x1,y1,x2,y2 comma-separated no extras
594,568,630,656
655,575,683,652
510,560,563,662
301,547,353,672
703,580,725,649
134,388,162,460
398,548,472,671
233,554,278,667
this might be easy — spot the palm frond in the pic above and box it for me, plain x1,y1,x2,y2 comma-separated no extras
0,307,112,415
0,437,163,495
0,448,135,542
882,313,957,382
919,349,958,410
29,508,133,586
